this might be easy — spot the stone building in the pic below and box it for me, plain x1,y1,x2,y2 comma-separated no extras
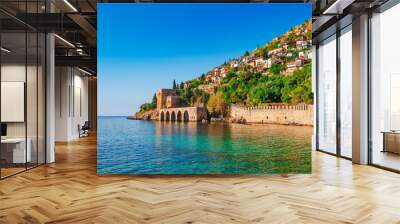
156,88,207,122
166,95,181,108
159,107,208,122
156,89,180,110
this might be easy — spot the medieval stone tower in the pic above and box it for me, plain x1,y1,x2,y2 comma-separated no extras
156,89,180,110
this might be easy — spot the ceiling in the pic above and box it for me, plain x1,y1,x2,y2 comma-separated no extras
0,0,97,74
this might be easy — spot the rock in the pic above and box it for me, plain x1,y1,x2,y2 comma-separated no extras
133,109,158,120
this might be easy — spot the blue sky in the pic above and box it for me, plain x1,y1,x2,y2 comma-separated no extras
98,3,311,116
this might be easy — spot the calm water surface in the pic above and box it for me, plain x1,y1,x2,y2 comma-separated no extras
97,116,312,174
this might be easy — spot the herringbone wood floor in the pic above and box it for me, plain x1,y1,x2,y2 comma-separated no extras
1,135,400,224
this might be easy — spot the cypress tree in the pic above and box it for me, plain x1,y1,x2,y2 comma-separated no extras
173,79,177,89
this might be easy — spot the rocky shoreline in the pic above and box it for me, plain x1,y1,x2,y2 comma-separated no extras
130,109,158,120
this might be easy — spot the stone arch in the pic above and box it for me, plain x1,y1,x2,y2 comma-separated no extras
171,111,176,122
177,111,182,121
183,110,189,122
160,111,165,121
166,111,170,121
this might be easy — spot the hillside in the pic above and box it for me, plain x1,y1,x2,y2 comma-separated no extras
204,20,312,82
138,20,312,117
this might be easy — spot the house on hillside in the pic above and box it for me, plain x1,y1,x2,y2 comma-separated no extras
204,68,225,83
255,58,265,66
286,60,297,67
268,47,284,57
242,55,256,64
205,71,215,83
296,40,308,50
266,58,272,69
306,50,312,60
266,56,282,69
213,68,220,76
286,61,297,73
230,60,239,68
220,67,229,78
298,56,305,62
211,75,221,83
286,58,304,73
248,59,256,68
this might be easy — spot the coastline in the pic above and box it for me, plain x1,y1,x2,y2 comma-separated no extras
130,103,314,127
126,116,313,127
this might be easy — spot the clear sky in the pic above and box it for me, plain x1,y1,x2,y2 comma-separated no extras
98,3,311,116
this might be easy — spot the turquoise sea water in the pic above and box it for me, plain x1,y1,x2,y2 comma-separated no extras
97,116,312,174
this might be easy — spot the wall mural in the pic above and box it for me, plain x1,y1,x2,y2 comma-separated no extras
97,3,313,174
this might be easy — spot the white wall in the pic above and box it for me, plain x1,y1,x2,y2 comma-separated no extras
70,73,89,138
55,66,70,141
1,63,46,164
0,64,42,138
55,67,89,141
1,64,26,167
1,65,26,139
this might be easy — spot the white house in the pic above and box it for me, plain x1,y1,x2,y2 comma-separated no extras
255,58,266,67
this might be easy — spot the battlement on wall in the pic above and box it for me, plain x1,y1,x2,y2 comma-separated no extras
233,104,313,111
231,104,314,126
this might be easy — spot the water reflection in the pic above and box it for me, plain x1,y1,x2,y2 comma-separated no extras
98,117,312,174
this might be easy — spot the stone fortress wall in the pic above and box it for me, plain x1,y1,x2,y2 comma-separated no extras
231,104,313,126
